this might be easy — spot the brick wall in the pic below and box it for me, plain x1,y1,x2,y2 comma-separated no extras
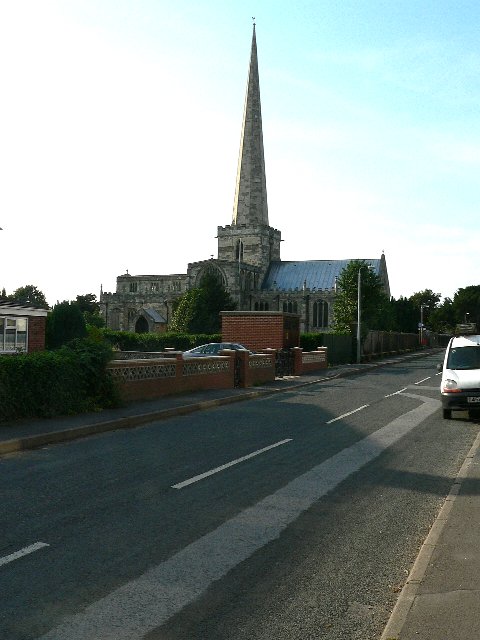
299,348,328,374
28,317,46,352
221,311,300,351
108,354,235,402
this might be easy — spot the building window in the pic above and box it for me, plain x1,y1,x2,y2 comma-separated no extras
150,283,159,292
235,240,244,262
255,301,269,311
313,300,329,328
283,301,297,313
129,282,138,293
0,317,28,352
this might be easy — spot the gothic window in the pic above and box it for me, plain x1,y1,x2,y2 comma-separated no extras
235,240,244,261
110,308,121,330
127,309,136,324
129,282,138,293
150,283,159,292
313,299,329,328
255,301,269,311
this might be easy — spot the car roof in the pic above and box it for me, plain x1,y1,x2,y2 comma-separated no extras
451,335,480,347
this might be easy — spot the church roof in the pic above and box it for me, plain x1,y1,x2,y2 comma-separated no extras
143,308,166,323
232,23,269,228
262,259,382,292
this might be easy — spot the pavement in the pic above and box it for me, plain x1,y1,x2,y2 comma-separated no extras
3,347,479,639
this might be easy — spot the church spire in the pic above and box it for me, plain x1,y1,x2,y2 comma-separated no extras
232,23,269,227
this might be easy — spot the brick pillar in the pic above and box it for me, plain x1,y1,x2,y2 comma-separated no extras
291,347,303,375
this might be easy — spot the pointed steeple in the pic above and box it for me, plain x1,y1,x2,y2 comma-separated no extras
232,24,269,227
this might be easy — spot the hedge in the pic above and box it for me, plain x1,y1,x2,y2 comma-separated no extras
0,339,118,423
101,330,221,352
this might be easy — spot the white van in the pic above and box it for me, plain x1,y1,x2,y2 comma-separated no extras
439,333,480,419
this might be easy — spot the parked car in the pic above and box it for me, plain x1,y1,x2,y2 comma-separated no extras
438,330,480,419
182,342,252,357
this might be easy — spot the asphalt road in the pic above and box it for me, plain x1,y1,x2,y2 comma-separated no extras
1,352,479,639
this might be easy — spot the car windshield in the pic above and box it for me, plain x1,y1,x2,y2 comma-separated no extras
447,346,480,370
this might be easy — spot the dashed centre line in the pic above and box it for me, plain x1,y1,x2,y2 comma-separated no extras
384,388,408,397
0,542,49,568
414,376,432,385
326,405,370,424
172,439,292,489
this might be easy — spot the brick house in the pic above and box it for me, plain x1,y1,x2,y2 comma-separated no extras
0,302,48,354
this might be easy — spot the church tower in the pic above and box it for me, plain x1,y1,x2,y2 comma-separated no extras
217,24,281,277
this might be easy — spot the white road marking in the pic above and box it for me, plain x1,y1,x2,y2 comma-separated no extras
326,404,369,424
414,376,431,385
385,387,408,397
38,397,440,640
0,542,49,568
172,439,293,489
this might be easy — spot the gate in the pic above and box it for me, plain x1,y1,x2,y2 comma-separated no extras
233,353,242,387
275,349,294,377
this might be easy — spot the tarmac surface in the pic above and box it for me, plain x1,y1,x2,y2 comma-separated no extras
2,348,479,640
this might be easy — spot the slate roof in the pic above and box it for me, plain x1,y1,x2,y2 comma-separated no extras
143,308,167,323
262,259,381,291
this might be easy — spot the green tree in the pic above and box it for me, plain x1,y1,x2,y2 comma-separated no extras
389,296,418,333
46,301,87,349
452,285,480,329
170,271,236,333
428,297,455,334
9,284,49,309
332,260,388,333
75,293,105,328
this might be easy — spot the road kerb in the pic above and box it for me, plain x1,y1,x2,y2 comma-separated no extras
380,429,480,639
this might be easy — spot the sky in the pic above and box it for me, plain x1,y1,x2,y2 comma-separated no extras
1,0,479,307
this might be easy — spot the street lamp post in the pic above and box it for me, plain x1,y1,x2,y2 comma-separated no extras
420,304,427,346
356,266,373,364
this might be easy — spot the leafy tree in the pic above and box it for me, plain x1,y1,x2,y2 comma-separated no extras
429,297,456,334
332,260,388,334
389,296,418,333
170,271,236,334
407,289,441,335
46,301,87,349
452,285,480,329
9,284,49,309
75,293,105,328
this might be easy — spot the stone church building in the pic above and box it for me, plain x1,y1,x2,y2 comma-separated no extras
99,25,390,334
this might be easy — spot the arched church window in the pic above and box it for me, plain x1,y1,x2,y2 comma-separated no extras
197,265,226,288
235,240,244,262
313,300,329,328
110,308,121,331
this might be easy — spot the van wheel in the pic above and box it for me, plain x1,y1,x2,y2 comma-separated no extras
443,409,452,419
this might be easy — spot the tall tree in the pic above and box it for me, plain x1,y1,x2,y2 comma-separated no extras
452,285,480,329
429,297,456,334
9,284,49,309
389,296,418,333
75,293,105,328
170,271,236,334
332,260,388,334
46,301,87,349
